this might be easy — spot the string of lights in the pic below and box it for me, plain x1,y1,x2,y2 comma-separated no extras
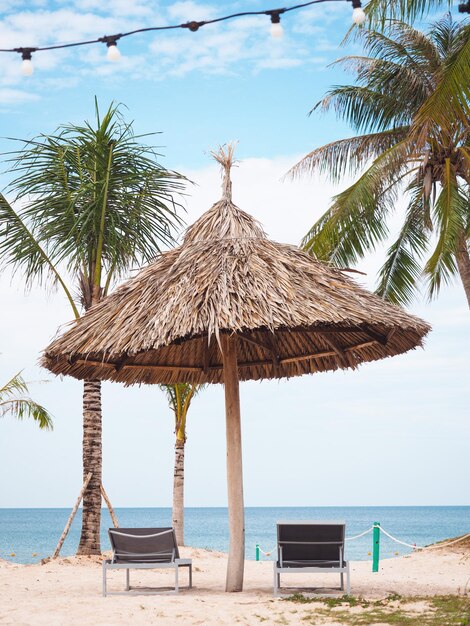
0,0,367,76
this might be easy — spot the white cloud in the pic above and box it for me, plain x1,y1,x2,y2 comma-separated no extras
72,0,154,17
167,1,217,21
0,88,40,105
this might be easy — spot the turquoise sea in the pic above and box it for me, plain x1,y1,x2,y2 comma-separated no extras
0,506,468,564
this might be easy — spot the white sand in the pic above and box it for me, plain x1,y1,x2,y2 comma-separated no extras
0,547,468,625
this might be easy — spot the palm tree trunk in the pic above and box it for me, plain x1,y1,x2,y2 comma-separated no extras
172,438,185,546
456,232,470,309
77,380,102,555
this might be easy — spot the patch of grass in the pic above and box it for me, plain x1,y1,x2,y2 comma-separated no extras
286,593,363,607
286,594,470,625
386,592,403,602
430,595,470,625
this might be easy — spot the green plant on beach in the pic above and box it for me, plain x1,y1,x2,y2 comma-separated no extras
0,100,185,555
287,593,470,625
160,383,205,546
0,371,52,430
289,15,470,308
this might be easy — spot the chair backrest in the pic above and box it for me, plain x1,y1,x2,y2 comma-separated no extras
277,521,345,566
108,527,179,563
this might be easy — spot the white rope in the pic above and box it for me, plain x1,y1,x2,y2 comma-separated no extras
257,545,277,557
345,527,374,541
378,527,470,551
417,533,470,551
378,526,418,548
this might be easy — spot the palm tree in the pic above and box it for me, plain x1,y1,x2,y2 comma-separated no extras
0,100,185,554
1,371,52,430
357,2,470,165
160,383,204,546
289,15,470,307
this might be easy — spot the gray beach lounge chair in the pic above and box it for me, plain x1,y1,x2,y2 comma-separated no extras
273,521,350,596
102,527,192,596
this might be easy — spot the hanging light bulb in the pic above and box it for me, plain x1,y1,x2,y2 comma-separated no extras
352,7,366,24
99,35,123,61
270,13,284,38
351,0,366,25
268,11,284,38
106,41,121,61
20,50,34,76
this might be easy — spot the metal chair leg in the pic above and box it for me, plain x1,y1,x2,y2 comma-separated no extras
102,562,107,597
273,564,279,596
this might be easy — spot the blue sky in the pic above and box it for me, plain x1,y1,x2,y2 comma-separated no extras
0,1,469,509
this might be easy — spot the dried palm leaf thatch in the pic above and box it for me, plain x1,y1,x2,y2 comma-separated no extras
42,144,431,386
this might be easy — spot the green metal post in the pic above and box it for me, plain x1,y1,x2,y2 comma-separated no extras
372,522,380,572
255,543,260,561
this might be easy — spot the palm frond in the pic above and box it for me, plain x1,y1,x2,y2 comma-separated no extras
0,399,53,430
302,140,412,266
313,85,411,134
412,19,470,137
287,127,408,182
0,194,80,317
424,160,467,298
160,383,205,417
362,0,452,29
0,371,28,399
0,372,53,430
376,184,429,305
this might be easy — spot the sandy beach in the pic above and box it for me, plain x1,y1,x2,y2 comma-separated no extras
1,544,468,625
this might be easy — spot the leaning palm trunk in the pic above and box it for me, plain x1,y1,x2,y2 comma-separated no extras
77,380,102,555
172,438,185,546
456,232,470,309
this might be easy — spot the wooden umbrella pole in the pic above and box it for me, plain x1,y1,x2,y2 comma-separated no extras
222,333,245,592
101,484,119,528
52,472,92,559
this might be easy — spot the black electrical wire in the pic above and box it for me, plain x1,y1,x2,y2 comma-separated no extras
0,0,353,57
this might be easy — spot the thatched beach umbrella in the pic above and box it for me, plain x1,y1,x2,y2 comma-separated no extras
42,145,430,592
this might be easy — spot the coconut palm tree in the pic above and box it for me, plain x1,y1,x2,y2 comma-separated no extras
1,371,52,430
160,383,204,546
358,3,470,144
0,100,185,554
289,15,470,307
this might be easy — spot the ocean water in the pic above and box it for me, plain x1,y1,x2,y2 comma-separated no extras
0,506,468,565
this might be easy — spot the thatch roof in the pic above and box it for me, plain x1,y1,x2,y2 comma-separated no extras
42,146,431,386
